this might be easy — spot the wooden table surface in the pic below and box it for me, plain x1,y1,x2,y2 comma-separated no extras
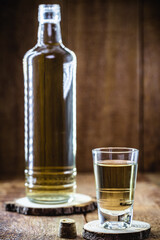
0,173,160,239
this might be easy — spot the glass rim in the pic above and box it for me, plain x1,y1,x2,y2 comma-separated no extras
92,147,139,154
38,4,61,23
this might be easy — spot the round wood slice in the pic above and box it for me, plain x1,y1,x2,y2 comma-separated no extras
83,220,151,240
5,193,97,216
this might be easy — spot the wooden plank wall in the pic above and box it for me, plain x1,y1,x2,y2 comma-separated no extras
143,0,160,171
0,0,160,177
66,0,140,171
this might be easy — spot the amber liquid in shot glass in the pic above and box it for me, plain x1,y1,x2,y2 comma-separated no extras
93,148,138,230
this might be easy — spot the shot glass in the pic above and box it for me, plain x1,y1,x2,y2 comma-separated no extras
92,147,139,230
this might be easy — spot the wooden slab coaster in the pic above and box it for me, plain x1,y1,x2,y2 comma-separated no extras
83,220,151,240
5,193,97,216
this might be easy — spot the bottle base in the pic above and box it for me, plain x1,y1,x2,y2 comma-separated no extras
25,166,76,205
27,194,74,205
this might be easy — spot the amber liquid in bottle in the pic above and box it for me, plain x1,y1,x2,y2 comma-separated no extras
23,5,76,204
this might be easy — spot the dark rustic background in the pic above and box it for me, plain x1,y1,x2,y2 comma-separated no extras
0,0,160,177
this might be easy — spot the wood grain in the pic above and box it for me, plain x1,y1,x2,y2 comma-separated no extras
83,220,151,240
0,213,85,240
66,0,140,172
0,174,160,239
143,0,160,171
0,0,160,176
4,195,97,216
0,180,85,239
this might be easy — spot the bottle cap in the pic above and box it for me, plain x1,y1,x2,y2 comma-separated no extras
38,4,61,23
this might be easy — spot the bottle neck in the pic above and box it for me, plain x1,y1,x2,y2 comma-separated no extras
37,22,62,45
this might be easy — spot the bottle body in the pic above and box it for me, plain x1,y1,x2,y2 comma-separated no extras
23,41,76,203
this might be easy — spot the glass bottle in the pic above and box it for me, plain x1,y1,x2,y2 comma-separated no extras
23,4,76,204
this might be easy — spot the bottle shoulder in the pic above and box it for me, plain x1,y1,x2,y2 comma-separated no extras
23,43,76,64
61,44,76,61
